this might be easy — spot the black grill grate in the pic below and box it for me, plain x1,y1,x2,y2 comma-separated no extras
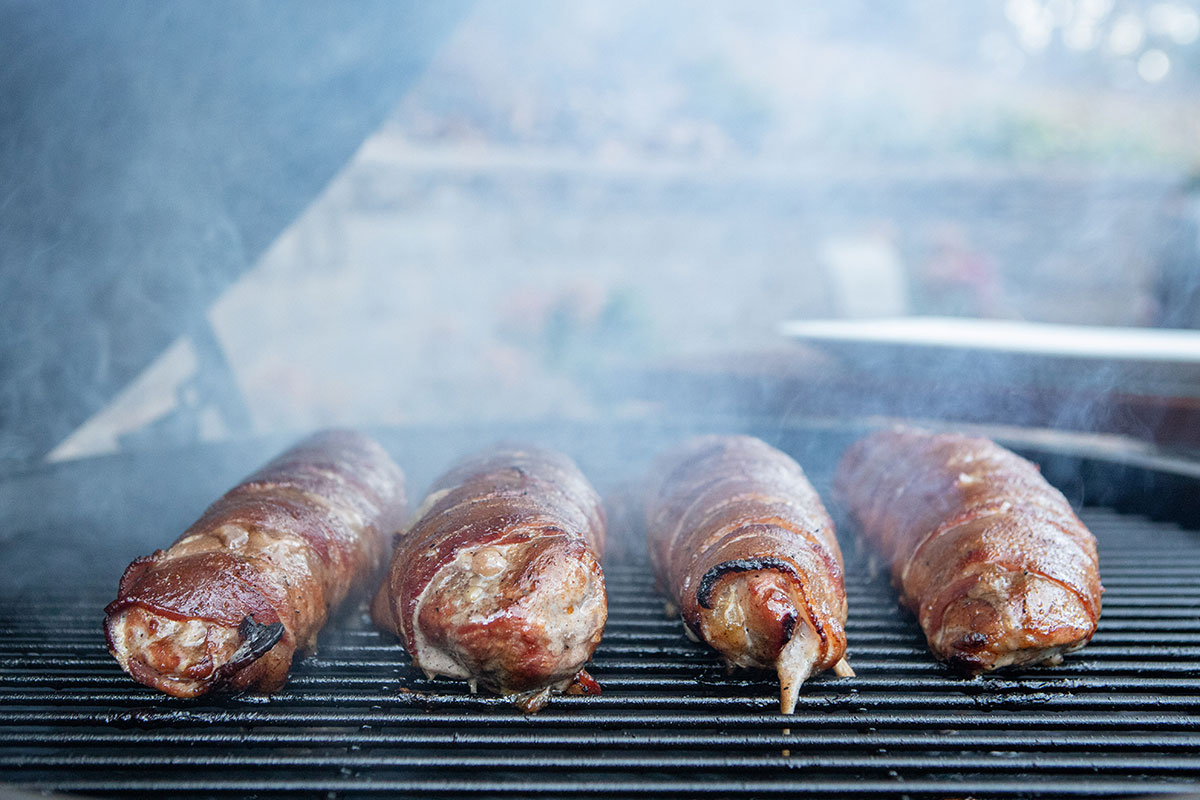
3,507,1200,798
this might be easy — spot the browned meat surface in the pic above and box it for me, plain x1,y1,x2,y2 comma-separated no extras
834,427,1102,674
645,435,851,714
371,446,607,712
105,430,407,697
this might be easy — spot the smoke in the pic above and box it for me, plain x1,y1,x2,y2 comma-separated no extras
0,1,467,467
3,0,1198,486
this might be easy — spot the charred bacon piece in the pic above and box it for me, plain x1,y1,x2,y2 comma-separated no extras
645,435,852,714
834,427,1102,674
105,430,406,697
371,446,607,713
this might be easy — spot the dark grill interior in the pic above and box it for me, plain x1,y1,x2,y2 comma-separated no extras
1,422,1199,799
4,501,1200,797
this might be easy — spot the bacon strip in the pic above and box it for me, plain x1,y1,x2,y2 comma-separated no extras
645,435,851,714
371,446,607,713
834,427,1102,673
104,430,406,697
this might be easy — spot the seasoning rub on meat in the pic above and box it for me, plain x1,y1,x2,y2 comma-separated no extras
645,435,853,714
834,427,1102,674
371,446,607,713
105,430,407,697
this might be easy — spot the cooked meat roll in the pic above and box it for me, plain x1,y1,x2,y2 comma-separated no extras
646,435,852,714
105,430,406,698
834,427,1102,674
371,446,607,713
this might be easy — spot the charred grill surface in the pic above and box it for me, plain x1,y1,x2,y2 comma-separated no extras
1,425,1198,798
2,506,1197,798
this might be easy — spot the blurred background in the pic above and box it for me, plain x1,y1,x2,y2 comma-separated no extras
3,0,1200,469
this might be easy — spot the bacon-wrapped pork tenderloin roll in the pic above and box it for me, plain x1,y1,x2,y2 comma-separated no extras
105,430,406,698
646,435,852,714
372,446,607,713
834,427,1102,674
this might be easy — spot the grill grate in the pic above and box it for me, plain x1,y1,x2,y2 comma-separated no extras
3,507,1200,798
